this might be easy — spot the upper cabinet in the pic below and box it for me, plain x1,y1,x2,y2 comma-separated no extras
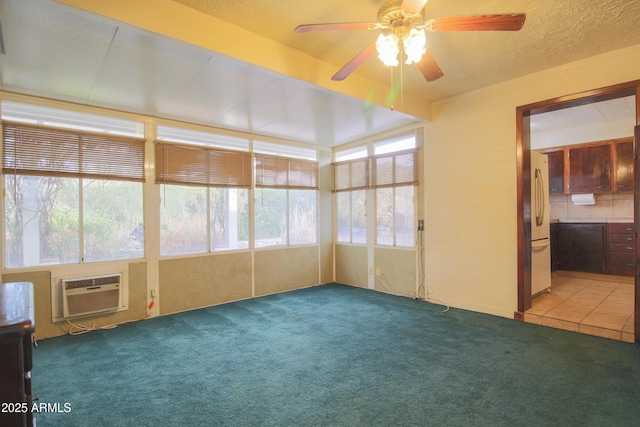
539,137,633,194
568,144,612,193
546,150,565,194
615,140,634,192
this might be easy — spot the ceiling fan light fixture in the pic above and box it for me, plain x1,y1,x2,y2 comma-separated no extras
375,33,400,66
295,0,526,83
403,28,426,64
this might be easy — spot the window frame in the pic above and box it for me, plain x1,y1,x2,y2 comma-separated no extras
155,140,253,256
254,153,319,249
333,131,419,248
2,117,146,267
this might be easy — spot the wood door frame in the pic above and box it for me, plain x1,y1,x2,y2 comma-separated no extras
516,80,640,343
634,124,640,342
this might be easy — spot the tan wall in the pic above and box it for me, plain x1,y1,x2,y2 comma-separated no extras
255,246,319,296
159,252,252,315
5,244,324,338
374,247,417,298
424,44,640,318
335,244,368,288
3,262,147,340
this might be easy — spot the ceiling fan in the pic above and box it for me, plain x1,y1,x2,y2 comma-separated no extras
294,0,526,83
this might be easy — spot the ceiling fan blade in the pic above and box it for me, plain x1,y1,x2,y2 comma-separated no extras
426,14,526,32
294,22,376,33
416,51,443,82
401,0,429,15
332,44,376,81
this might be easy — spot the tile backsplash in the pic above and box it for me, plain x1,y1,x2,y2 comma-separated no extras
550,192,634,220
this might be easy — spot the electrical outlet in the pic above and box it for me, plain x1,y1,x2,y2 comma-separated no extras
375,268,381,276
418,219,424,231
150,289,157,299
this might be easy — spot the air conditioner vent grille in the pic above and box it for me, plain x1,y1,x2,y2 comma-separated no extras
62,274,122,318
94,275,120,286
64,275,120,290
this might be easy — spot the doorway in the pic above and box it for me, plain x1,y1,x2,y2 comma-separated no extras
516,81,640,343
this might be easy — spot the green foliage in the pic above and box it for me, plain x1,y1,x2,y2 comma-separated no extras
255,188,286,240
3,176,143,266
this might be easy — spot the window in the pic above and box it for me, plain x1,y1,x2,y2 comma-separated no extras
254,188,286,247
335,145,367,162
155,139,251,256
336,190,366,244
373,135,417,247
84,180,144,262
254,151,318,247
376,186,415,247
2,114,145,267
334,156,369,244
159,185,208,255
333,132,418,247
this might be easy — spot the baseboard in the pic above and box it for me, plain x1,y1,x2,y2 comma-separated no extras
553,270,633,284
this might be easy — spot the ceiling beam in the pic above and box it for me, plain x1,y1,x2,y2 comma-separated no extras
55,0,431,121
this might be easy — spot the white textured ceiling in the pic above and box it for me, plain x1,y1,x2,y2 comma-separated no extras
0,0,639,147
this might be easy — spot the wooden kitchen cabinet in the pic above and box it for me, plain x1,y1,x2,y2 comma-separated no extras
537,138,633,195
607,223,635,276
558,223,606,274
614,140,634,192
555,222,635,276
568,144,612,193
546,150,565,194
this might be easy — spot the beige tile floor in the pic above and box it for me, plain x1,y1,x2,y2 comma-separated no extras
524,271,635,342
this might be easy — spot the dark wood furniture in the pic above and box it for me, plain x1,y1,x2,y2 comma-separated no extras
558,223,606,274
614,140,634,192
568,144,612,193
0,282,35,427
607,223,635,276
547,150,565,194
539,137,633,194
556,222,635,277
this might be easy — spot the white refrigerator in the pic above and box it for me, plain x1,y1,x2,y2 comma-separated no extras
531,152,551,296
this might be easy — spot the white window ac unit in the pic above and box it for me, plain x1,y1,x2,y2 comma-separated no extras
62,274,121,319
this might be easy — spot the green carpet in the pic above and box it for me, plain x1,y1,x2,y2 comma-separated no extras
33,283,640,426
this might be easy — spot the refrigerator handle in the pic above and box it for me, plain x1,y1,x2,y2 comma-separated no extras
534,168,539,226
532,239,550,249
540,168,546,226
535,168,545,227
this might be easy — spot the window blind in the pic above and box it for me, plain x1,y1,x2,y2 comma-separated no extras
372,148,418,188
155,141,252,188
255,154,318,189
333,158,369,191
2,121,145,181
333,148,418,191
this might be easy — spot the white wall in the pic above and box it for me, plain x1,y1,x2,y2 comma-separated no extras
423,44,640,318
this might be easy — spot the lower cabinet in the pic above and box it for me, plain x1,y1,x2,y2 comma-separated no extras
607,223,635,276
558,223,606,274
556,222,635,277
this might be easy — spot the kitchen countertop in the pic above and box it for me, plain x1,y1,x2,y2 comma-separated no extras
552,218,634,224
